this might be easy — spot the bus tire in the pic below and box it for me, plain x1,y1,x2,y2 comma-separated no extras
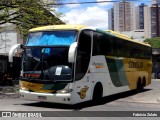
142,77,146,87
92,83,103,104
137,77,143,91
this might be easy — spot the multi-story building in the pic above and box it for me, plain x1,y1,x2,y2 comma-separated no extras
135,3,147,30
108,0,160,38
144,6,151,38
144,3,160,38
113,1,136,32
108,8,114,30
152,0,160,5
151,4,160,37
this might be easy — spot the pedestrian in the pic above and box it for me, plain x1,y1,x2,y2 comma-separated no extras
3,71,13,86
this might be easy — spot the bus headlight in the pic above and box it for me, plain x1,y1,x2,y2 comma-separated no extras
20,87,29,91
57,89,73,94
57,90,68,94
19,81,28,91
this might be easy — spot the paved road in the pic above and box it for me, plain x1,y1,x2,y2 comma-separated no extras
0,79,160,120
117,79,160,104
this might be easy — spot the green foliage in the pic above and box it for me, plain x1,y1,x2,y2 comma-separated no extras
144,37,160,48
0,0,64,38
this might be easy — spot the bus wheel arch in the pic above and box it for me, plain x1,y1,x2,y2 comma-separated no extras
92,82,103,103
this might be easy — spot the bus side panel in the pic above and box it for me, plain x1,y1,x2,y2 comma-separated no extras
71,73,93,104
123,58,152,90
90,56,130,98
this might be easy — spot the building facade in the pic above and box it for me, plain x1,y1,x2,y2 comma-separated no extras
144,4,160,38
144,6,152,38
152,0,160,5
121,29,145,42
108,8,114,30
113,1,136,32
151,4,160,37
0,23,23,55
136,3,147,30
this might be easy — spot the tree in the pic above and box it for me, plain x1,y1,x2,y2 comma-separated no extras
144,37,160,48
0,0,64,38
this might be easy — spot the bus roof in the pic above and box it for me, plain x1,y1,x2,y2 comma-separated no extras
105,30,131,40
105,30,151,47
29,24,150,47
29,24,88,32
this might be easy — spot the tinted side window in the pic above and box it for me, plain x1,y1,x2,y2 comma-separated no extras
93,32,113,56
93,31,151,60
130,43,151,59
75,30,92,80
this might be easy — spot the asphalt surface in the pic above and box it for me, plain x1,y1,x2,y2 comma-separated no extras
117,79,160,104
0,79,160,120
0,79,160,104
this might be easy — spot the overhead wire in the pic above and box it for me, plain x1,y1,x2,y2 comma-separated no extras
47,0,152,6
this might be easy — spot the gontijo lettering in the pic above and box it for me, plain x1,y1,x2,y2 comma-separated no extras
128,61,143,68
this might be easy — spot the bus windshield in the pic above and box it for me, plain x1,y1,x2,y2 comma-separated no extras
26,30,77,46
22,30,77,82
22,47,72,82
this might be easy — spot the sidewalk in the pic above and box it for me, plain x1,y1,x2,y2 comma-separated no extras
152,79,160,81
0,85,19,99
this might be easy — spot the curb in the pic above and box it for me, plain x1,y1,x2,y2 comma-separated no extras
0,86,16,93
0,93,20,99
157,97,160,103
0,86,19,99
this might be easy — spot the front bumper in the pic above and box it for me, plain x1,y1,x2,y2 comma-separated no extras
19,90,73,104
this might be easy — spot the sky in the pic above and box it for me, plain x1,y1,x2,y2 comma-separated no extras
56,0,152,30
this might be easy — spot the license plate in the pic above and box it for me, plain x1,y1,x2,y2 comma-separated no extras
38,96,47,100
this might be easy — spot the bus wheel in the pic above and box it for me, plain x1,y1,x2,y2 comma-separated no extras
92,83,103,104
137,77,143,91
142,77,146,87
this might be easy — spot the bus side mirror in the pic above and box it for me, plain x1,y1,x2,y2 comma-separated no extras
68,42,77,63
9,44,23,63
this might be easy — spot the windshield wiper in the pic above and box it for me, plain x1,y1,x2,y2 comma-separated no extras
23,48,53,81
